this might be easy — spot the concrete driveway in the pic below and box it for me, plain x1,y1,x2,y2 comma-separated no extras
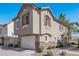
0,46,35,56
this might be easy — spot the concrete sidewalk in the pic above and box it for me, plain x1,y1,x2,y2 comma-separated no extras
0,46,35,56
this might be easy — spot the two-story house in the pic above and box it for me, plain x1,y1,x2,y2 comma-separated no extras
0,24,5,45
13,4,68,49
4,21,19,47
0,21,18,47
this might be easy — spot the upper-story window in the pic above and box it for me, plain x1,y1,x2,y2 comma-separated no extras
22,13,29,26
44,15,51,27
0,28,2,34
59,24,64,31
16,19,19,28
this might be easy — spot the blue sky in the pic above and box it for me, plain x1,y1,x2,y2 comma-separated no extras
0,3,79,24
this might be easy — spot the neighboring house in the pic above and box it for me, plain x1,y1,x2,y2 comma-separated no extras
0,21,18,47
69,22,79,34
71,30,79,40
69,23,79,40
0,24,5,45
3,21,18,46
13,4,68,49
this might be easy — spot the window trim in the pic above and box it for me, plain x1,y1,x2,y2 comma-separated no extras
44,15,51,27
22,12,29,26
59,24,64,31
16,19,19,28
25,13,29,24
45,36,48,43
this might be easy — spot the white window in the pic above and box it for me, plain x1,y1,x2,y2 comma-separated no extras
59,24,64,30
45,36,47,41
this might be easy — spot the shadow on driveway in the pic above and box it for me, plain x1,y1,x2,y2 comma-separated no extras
60,45,79,52
0,46,35,52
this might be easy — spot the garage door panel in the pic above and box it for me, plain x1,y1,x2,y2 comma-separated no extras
21,36,35,49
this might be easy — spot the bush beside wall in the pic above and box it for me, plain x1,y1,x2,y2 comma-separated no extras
36,46,44,53
47,46,52,50
14,44,18,48
57,40,63,48
8,44,13,47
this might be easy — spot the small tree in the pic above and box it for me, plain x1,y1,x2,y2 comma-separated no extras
77,39,79,48
47,46,52,50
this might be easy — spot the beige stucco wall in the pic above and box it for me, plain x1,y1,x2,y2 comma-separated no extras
41,10,52,35
32,9,40,34
14,5,33,35
40,10,68,42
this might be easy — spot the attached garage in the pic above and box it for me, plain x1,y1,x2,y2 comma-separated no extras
21,36,35,49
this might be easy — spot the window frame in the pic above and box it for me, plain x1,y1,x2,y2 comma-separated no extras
59,24,64,31
45,36,47,41
25,13,29,24
22,13,29,26
16,19,19,28
44,15,51,27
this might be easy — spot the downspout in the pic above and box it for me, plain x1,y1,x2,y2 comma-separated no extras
35,8,42,49
39,8,41,47
39,8,41,34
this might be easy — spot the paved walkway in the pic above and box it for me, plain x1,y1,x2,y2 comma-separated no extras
32,48,79,56
0,46,79,56
0,46,35,56
52,48,79,56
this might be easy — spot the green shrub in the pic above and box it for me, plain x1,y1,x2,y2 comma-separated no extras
46,50,53,56
68,43,70,46
47,46,52,50
36,46,44,53
8,44,13,47
70,42,77,45
57,40,63,48
78,41,79,45
14,44,18,48
60,51,66,56
77,40,79,48
52,46,55,49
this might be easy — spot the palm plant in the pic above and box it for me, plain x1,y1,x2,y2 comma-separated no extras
59,13,70,27
59,13,79,45
59,13,71,44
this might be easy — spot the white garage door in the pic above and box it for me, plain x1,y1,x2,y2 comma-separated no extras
21,36,35,49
